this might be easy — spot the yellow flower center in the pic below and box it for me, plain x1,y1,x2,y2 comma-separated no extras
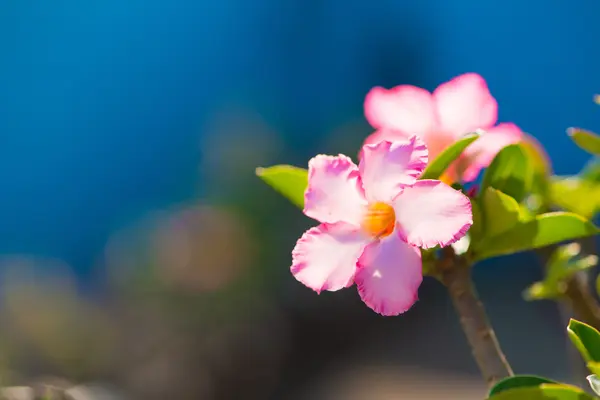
362,202,396,238
439,171,455,186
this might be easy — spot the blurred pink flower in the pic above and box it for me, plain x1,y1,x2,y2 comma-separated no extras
291,137,472,316
363,73,523,184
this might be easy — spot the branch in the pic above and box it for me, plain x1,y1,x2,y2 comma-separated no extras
437,249,513,387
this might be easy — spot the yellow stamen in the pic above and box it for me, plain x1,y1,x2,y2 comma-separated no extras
362,202,395,238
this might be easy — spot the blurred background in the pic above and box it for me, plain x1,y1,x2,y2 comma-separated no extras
0,0,599,399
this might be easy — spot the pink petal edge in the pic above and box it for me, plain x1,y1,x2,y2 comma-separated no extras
304,154,367,226
461,122,523,182
393,180,473,249
433,72,498,136
364,85,437,134
359,136,428,203
291,222,370,294
355,231,423,316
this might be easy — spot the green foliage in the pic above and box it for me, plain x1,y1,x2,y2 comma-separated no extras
480,144,534,203
256,165,308,208
420,132,480,180
469,200,484,242
487,384,596,399
550,176,600,219
568,128,600,155
568,319,600,363
472,212,599,262
524,243,598,301
481,188,524,238
581,159,600,182
489,375,558,396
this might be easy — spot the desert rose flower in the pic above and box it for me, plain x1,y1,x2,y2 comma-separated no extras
291,136,472,316
363,73,522,184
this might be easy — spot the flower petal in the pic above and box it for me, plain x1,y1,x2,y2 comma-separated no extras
359,137,428,203
364,85,437,134
433,73,498,135
304,154,368,225
363,128,412,147
291,223,370,293
393,180,472,249
355,232,422,316
461,123,523,182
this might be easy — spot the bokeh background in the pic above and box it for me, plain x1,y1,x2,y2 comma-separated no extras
0,0,599,399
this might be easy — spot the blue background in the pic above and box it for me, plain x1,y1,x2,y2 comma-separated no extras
0,0,598,276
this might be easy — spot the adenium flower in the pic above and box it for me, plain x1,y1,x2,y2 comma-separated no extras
363,73,523,184
291,136,473,316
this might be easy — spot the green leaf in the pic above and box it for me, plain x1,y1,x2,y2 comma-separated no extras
488,384,596,399
580,158,600,183
568,128,600,155
588,362,600,376
567,318,600,363
473,212,599,261
521,133,552,178
587,375,600,396
470,200,484,241
550,176,600,219
420,132,480,180
480,144,533,203
524,243,597,301
256,165,308,208
481,188,522,238
523,282,560,301
489,375,558,396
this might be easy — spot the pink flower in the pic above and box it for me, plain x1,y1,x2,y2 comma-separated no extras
363,73,523,184
291,137,472,316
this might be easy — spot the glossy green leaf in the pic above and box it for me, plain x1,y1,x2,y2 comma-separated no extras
480,144,533,203
489,375,558,396
567,319,600,363
256,165,308,208
420,132,480,180
473,212,599,261
568,128,600,155
550,176,600,219
588,362,600,376
587,375,600,396
488,384,596,399
482,188,522,238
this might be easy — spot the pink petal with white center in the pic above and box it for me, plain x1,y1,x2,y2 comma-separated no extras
304,154,368,226
355,231,422,316
359,137,428,203
433,73,498,135
291,222,370,293
461,123,523,182
364,85,437,134
393,180,472,249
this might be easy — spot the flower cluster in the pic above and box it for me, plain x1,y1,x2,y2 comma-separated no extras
291,73,525,316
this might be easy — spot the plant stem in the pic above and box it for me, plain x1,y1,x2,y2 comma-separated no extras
437,250,513,387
